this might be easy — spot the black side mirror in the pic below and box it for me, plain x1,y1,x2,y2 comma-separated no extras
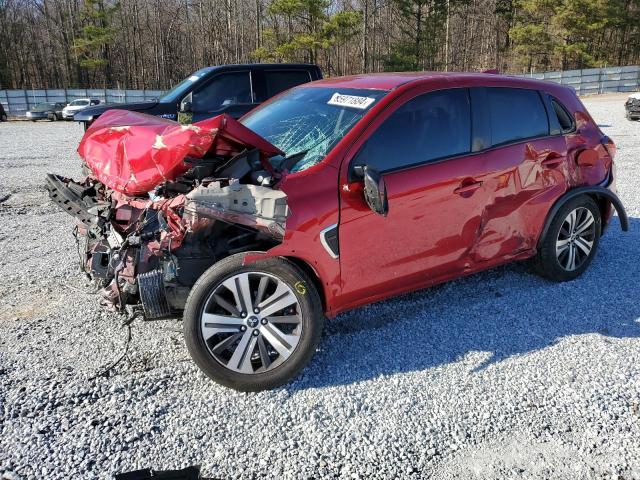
353,165,388,216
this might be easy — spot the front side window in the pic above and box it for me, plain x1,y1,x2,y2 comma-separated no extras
69,100,89,107
355,88,471,173
192,72,252,113
241,87,387,173
487,88,549,146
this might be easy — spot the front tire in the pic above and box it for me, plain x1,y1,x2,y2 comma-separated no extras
183,253,324,391
533,195,601,282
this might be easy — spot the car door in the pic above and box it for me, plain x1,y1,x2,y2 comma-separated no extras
338,87,493,306
467,87,570,263
189,71,258,122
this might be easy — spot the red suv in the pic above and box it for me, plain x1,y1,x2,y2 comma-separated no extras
48,72,628,391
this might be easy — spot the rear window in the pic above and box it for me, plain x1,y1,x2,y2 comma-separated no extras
265,70,312,98
551,99,575,133
487,88,549,146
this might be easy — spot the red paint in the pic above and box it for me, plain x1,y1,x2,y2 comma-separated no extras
78,110,282,196
244,73,618,317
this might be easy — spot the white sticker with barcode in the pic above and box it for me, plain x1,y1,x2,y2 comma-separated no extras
327,92,375,110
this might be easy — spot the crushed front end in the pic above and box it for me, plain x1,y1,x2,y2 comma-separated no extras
47,110,288,319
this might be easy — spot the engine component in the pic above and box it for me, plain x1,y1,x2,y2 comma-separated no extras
89,250,112,278
138,270,172,319
184,180,289,238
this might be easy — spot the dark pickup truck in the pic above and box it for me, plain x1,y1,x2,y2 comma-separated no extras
74,63,322,128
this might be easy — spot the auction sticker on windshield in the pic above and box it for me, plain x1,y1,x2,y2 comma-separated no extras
328,92,376,110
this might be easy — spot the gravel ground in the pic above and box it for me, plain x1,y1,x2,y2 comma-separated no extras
1,94,639,480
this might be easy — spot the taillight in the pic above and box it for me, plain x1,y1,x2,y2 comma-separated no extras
602,136,616,159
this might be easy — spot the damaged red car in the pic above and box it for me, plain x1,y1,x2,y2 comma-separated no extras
47,72,628,391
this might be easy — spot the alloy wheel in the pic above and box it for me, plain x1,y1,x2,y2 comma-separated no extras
555,207,596,271
200,272,303,374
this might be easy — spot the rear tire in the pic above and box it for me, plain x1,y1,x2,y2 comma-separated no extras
0,114,6,122
533,195,601,282
183,253,324,391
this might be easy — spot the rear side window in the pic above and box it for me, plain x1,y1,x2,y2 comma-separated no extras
551,99,575,133
486,88,549,146
355,88,471,173
265,71,312,98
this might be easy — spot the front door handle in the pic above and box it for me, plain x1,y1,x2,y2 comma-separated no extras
454,180,482,196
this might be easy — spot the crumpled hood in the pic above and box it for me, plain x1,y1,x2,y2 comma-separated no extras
77,109,284,196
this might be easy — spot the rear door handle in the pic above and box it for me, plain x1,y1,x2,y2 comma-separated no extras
454,181,482,196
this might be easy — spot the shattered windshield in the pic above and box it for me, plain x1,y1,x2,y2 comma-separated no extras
241,87,387,173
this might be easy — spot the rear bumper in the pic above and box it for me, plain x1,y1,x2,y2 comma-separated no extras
599,170,628,233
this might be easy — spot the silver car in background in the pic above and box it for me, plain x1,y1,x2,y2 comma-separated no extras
62,98,101,120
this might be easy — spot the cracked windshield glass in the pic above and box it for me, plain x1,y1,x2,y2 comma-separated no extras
241,87,387,172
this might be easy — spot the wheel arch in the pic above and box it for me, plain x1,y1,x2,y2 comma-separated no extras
538,186,629,248
282,255,327,313
242,251,331,316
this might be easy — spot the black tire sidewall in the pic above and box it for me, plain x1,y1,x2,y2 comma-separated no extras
183,253,324,391
538,195,601,281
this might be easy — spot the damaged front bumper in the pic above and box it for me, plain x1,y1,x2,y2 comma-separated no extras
47,110,289,319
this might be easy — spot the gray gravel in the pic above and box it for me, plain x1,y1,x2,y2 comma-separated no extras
1,95,639,480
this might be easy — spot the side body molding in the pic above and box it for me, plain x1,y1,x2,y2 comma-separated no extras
538,185,629,248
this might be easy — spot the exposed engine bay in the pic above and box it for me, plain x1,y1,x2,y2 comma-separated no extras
47,110,290,319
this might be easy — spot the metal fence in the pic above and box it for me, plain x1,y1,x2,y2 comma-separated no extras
0,88,164,116
2,65,639,116
516,65,640,95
